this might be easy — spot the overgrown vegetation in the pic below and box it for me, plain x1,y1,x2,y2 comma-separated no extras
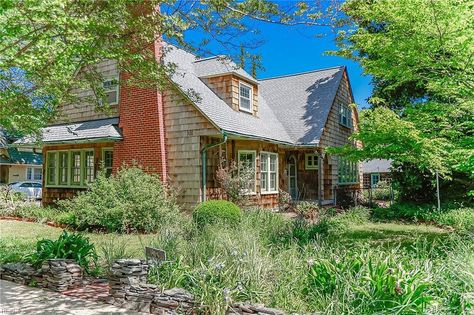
29,231,98,274
215,161,256,206
1,205,472,314
58,166,179,233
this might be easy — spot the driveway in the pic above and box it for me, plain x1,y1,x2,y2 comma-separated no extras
0,279,139,315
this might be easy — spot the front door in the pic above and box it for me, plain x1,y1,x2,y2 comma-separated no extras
288,156,298,200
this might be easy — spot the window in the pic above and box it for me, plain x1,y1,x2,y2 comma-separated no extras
85,151,94,183
103,77,119,105
102,149,113,177
71,151,82,185
305,154,319,170
239,82,252,113
260,152,278,193
45,149,100,187
338,157,359,184
339,104,352,128
47,152,57,185
26,167,42,181
59,152,68,185
371,173,380,187
238,150,256,193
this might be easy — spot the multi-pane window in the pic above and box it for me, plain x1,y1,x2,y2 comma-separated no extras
339,104,352,128
59,152,68,185
47,152,56,185
85,151,94,183
371,173,380,187
239,82,252,112
46,149,100,187
305,154,318,170
103,149,113,177
238,150,256,193
26,167,42,181
103,77,119,105
71,151,82,185
260,152,278,193
338,157,359,184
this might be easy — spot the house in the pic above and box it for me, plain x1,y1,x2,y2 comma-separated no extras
15,43,362,208
362,159,392,188
1,130,43,184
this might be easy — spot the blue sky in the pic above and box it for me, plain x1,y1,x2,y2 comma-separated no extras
250,22,372,108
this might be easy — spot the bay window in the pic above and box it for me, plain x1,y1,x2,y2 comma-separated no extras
45,149,98,187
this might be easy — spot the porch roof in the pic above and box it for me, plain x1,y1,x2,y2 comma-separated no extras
14,118,122,146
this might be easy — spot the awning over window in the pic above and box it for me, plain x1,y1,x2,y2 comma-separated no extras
14,118,122,146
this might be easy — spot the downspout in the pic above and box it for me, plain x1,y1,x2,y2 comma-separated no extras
200,131,228,202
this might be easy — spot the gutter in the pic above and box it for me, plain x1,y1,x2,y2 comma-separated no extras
200,131,228,202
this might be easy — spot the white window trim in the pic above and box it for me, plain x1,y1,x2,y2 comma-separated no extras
260,151,279,195
25,167,42,182
238,82,253,113
305,153,319,170
339,104,353,128
237,150,257,195
103,76,120,106
371,173,380,187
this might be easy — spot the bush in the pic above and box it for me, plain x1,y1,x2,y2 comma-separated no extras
192,200,242,226
215,160,255,206
295,201,319,220
59,166,179,233
29,230,98,274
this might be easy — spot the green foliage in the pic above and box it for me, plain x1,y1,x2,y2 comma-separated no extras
59,166,179,233
192,200,242,227
373,203,474,233
29,231,98,273
215,162,256,206
295,201,320,219
331,0,474,200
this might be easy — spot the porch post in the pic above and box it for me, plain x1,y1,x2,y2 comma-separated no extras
318,151,324,206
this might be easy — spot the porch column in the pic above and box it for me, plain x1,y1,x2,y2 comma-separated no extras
318,151,325,206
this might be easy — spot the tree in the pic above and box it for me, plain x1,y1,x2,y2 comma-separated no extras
0,0,339,134
331,0,474,201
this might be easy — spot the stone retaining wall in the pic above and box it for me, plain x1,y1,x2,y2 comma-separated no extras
0,259,83,292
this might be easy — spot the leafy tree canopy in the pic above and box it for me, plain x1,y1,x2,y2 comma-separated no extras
330,0,474,199
0,0,338,134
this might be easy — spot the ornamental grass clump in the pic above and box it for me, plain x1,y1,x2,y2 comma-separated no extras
59,165,179,233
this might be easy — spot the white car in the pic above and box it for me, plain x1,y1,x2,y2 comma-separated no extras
9,181,42,199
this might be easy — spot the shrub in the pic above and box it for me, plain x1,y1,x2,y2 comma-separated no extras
29,230,98,273
431,207,474,232
59,166,179,233
193,200,242,226
277,189,292,211
295,201,319,220
215,160,255,206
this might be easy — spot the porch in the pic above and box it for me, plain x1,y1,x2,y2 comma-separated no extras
201,136,337,208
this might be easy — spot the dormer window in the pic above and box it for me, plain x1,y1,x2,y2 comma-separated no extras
103,77,119,105
239,82,252,113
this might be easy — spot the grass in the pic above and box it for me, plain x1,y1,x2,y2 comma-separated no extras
0,207,472,314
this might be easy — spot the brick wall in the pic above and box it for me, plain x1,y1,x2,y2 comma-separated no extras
112,41,168,180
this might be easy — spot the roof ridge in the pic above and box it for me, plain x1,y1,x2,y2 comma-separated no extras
194,55,229,63
259,66,345,81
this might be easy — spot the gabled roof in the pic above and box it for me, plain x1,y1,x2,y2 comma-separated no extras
164,45,347,145
362,159,392,173
260,67,344,144
14,118,122,145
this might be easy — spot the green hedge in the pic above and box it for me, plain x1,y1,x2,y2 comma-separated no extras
193,200,242,226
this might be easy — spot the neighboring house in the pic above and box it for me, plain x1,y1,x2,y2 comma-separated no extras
16,43,362,208
362,159,392,188
0,130,43,184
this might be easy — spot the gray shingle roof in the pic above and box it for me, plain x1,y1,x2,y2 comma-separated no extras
14,118,122,145
164,45,345,145
362,159,392,173
260,67,344,144
194,56,258,84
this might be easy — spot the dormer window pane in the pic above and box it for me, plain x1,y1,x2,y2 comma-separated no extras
239,82,252,112
103,77,119,105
